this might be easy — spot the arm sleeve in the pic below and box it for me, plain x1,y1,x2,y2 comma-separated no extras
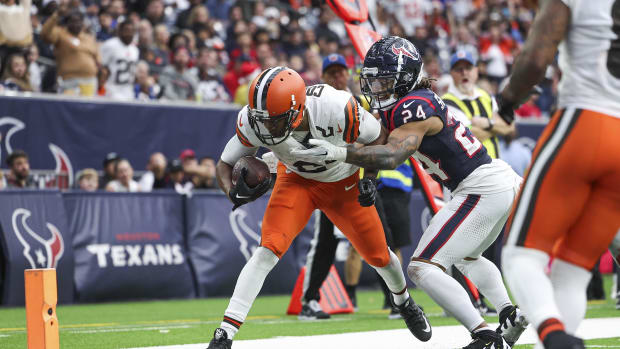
356,107,382,144
220,135,258,165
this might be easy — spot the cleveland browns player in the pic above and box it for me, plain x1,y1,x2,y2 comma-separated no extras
497,0,620,348
206,66,432,349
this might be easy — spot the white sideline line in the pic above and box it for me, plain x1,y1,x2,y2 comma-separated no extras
125,317,620,349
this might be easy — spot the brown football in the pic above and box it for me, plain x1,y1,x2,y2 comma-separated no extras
231,156,271,188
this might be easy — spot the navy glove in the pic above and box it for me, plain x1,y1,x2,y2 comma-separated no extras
358,177,377,207
228,168,272,211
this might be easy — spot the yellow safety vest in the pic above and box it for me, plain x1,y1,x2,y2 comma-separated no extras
442,88,499,159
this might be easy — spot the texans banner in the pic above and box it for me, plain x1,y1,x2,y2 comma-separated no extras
64,191,196,301
186,192,315,297
326,0,368,23
0,190,74,305
0,95,240,188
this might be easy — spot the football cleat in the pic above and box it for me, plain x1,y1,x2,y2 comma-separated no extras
542,331,585,349
207,328,232,349
462,329,510,349
496,305,528,346
392,296,432,342
298,300,331,320
388,306,403,320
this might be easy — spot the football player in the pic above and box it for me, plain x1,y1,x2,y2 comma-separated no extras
100,20,139,100
206,67,432,349
292,36,526,349
497,0,620,347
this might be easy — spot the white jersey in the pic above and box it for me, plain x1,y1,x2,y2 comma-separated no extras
221,84,381,182
100,37,139,100
558,0,620,118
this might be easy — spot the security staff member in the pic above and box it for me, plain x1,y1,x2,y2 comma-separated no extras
442,50,515,159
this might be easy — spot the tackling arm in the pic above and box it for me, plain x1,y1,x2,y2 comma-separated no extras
345,117,439,170
499,0,570,116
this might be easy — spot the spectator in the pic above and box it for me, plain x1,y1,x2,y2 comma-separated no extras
138,152,168,191
158,47,198,100
106,158,139,192
166,158,193,194
5,149,36,188
0,168,6,189
41,5,100,96
99,152,119,189
134,60,160,100
479,19,516,86
175,0,201,29
27,45,44,92
96,10,115,42
193,156,217,189
179,148,212,188
0,0,33,49
100,20,139,100
145,0,165,26
205,0,232,21
77,168,99,191
193,47,229,103
1,52,33,92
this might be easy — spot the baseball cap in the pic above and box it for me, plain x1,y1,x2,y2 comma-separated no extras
322,54,348,74
450,50,476,70
103,152,120,167
180,149,196,161
168,159,184,173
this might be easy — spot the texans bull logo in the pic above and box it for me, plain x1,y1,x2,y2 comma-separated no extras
391,42,419,61
0,116,74,188
12,208,65,269
229,210,261,262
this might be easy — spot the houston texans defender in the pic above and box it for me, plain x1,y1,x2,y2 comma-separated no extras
292,36,526,349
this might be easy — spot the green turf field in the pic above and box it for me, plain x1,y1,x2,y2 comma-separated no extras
1,275,618,348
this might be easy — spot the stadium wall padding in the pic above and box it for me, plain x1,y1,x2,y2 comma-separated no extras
185,192,314,298
0,95,240,176
0,190,75,306
64,191,196,302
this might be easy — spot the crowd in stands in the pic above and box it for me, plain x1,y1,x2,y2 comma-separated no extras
0,0,557,117
0,148,218,193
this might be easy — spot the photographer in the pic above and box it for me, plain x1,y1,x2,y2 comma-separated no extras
41,1,100,96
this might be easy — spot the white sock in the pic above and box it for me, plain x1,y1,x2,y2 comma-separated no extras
455,257,512,312
408,260,484,331
220,247,279,339
373,250,410,305
502,246,561,330
551,258,591,334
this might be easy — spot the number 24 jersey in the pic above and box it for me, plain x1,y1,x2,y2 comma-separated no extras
381,88,492,191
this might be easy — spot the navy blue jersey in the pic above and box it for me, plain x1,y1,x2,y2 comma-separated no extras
381,89,492,191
